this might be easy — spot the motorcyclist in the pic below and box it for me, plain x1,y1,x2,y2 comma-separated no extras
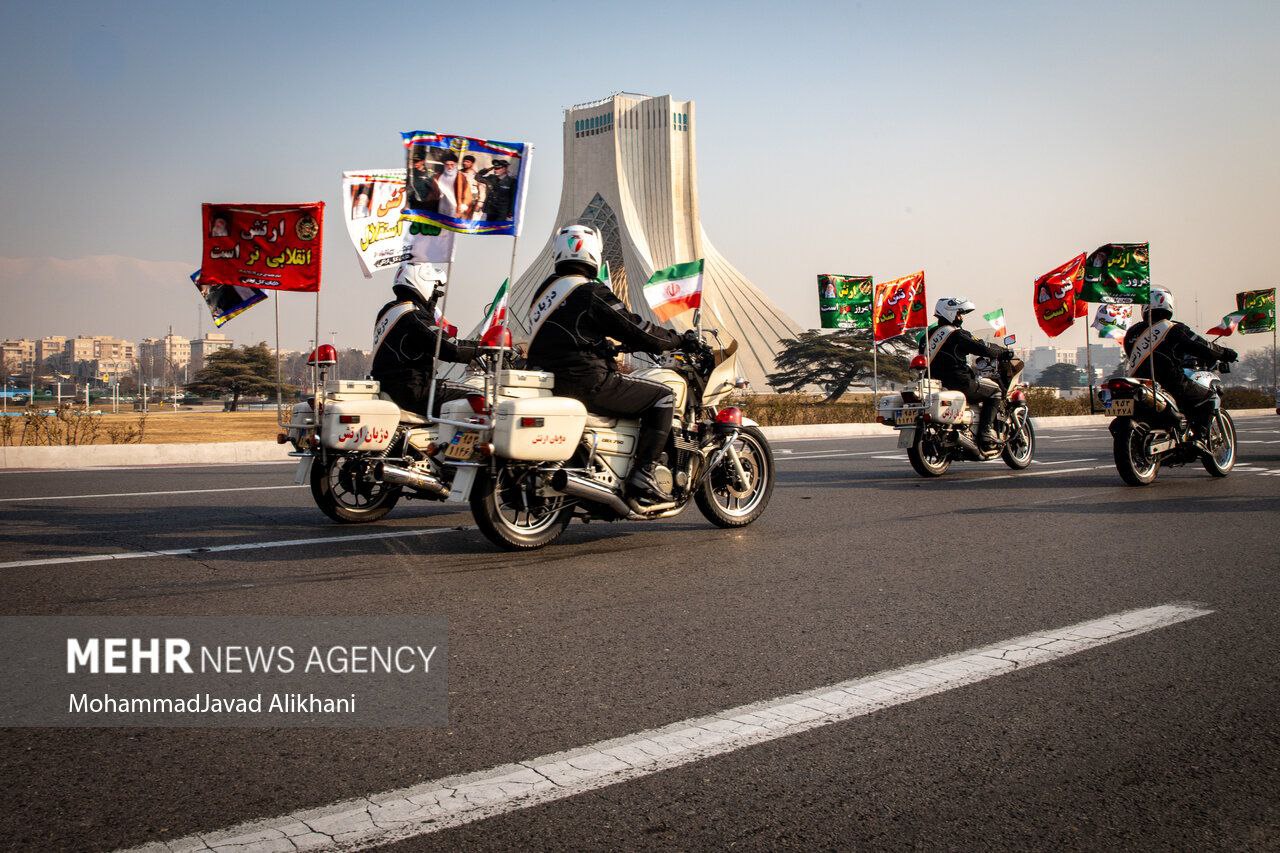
919,296,1013,447
1122,287,1238,444
526,224,695,502
370,265,480,417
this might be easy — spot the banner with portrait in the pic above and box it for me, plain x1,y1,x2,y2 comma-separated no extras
201,203,324,292
342,169,455,279
400,132,530,236
817,274,873,330
1235,288,1276,334
191,270,267,328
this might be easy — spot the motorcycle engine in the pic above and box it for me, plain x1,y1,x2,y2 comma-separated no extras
652,464,674,495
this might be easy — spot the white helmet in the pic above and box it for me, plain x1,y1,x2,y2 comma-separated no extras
392,263,445,309
552,224,602,275
1148,286,1175,320
935,296,976,324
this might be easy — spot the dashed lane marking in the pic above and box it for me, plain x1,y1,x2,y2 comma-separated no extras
0,461,295,475
0,525,469,570
0,485,304,504
121,604,1211,853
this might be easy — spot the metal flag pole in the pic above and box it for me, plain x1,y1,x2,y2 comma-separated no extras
424,240,458,426
274,292,285,428
1083,305,1096,414
871,332,879,410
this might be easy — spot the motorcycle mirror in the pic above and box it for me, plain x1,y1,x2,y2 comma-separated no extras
1003,334,1017,346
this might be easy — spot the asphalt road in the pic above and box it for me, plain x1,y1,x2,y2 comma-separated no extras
1,416,1278,851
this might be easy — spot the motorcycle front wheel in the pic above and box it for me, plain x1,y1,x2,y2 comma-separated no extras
310,454,401,523
696,426,774,528
1113,420,1160,486
1201,410,1236,477
471,463,573,550
907,424,951,477
1001,407,1035,470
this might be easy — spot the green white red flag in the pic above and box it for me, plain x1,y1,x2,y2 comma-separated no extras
481,278,508,333
1206,311,1248,337
872,271,925,342
983,308,1007,338
644,259,703,322
1092,303,1135,341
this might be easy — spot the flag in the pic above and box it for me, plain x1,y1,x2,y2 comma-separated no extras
341,169,455,278
1206,311,1247,337
201,203,324,292
1092,303,1135,341
644,259,704,322
1033,253,1087,338
481,279,509,333
400,132,531,236
983,308,1007,338
1080,243,1150,304
818,274,873,330
872,271,925,342
1235,288,1276,334
191,270,267,327
597,260,611,286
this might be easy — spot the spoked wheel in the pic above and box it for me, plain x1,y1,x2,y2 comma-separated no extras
1201,410,1236,477
310,454,401,523
1113,420,1160,486
471,463,573,550
907,423,951,477
696,426,775,528
1001,407,1035,470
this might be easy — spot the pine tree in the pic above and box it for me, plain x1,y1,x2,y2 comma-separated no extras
185,343,295,411
768,329,912,402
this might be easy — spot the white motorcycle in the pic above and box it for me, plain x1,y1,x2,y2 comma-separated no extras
876,351,1034,477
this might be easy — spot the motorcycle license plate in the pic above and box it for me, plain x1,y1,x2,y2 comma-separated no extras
895,410,920,426
444,431,478,460
1107,399,1135,416
897,427,916,448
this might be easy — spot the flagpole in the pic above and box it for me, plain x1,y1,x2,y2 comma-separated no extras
274,292,285,428
1083,307,1095,414
871,333,879,411
425,247,455,426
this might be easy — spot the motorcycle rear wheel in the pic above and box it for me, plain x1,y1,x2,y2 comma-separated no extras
907,424,951,477
696,426,774,528
310,455,401,523
1201,410,1236,477
1001,408,1035,470
471,463,573,550
1113,420,1160,486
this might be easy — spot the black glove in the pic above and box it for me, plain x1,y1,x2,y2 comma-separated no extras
680,330,703,352
1220,346,1239,363
998,349,1015,361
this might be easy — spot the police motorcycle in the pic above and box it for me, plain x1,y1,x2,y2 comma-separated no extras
419,325,773,550
281,342,494,523
1101,356,1236,486
876,335,1034,478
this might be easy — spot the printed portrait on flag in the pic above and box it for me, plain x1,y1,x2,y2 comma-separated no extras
191,270,267,328
1236,288,1276,334
201,203,324,292
1081,243,1150,304
400,132,530,236
818,275,873,330
341,170,455,278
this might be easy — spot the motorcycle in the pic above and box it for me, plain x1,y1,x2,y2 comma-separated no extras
282,344,490,523
1102,356,1236,486
876,352,1035,477
442,326,773,550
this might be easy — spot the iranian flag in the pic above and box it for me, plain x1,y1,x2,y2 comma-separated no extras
644,259,703,322
597,260,611,286
481,278,509,332
983,308,1007,338
1092,303,1135,341
1206,311,1248,337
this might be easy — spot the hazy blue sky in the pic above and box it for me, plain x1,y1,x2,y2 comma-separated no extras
1,0,1277,352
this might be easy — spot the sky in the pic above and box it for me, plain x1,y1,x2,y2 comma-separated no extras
1,0,1277,355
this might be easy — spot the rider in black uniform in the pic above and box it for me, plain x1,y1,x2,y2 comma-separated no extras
526,224,697,501
1122,286,1237,443
920,296,1013,447
370,267,480,417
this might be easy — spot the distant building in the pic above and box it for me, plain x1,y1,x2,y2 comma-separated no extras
1076,344,1123,381
191,333,234,371
1027,347,1060,378
1,339,35,374
36,336,67,369
64,336,135,379
138,334,191,384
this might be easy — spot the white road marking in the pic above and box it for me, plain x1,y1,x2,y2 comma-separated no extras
0,460,295,475
0,525,468,570
965,465,1106,482
1032,458,1099,465
123,604,1211,853
775,450,899,462
0,485,303,504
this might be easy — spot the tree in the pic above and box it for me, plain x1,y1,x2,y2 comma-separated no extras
768,329,912,402
1035,362,1085,389
1239,346,1276,389
185,342,295,410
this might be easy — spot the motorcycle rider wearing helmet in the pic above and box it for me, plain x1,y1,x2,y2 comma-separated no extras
370,266,481,417
1122,286,1237,444
920,296,1013,447
526,224,694,502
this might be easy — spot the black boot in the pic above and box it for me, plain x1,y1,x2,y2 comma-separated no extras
977,400,999,447
628,462,673,502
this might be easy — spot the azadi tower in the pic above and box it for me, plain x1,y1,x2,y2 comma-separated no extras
506,93,801,390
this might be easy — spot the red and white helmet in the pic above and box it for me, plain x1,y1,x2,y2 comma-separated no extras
552,224,602,275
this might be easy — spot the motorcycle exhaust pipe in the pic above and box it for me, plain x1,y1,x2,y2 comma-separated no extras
374,461,450,499
549,469,632,517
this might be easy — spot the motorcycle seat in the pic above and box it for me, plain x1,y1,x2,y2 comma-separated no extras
585,413,618,429
398,411,428,426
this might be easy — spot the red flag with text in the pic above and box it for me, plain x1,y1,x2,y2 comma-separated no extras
201,203,325,292
873,271,925,342
1033,253,1086,338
